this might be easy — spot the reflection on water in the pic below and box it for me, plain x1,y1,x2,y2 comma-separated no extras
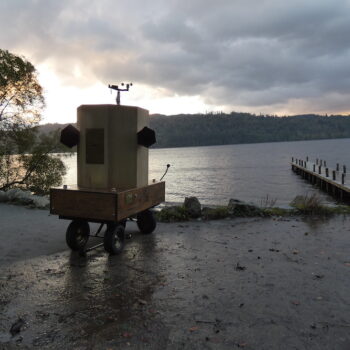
61,138,350,207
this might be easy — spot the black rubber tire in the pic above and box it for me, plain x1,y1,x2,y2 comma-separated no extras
103,224,125,255
137,209,156,234
66,220,90,251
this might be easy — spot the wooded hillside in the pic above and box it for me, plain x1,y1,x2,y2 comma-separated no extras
39,112,350,150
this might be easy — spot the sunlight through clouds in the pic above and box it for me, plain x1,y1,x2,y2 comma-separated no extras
37,64,212,123
2,0,350,122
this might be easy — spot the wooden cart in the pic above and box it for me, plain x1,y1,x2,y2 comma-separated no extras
50,181,165,255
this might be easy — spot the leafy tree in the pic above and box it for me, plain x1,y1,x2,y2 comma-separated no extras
0,49,66,193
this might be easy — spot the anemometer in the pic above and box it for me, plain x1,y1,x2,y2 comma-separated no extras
108,83,133,105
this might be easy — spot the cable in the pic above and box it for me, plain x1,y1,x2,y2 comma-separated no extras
160,164,171,181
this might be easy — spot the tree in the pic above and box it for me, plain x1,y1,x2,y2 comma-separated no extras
0,49,66,194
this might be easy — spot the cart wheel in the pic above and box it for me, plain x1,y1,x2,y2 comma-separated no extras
104,224,125,255
137,209,156,234
66,220,90,251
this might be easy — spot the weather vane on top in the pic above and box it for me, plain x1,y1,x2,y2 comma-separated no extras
108,83,133,105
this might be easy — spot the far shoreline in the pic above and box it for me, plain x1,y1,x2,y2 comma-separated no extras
52,136,350,153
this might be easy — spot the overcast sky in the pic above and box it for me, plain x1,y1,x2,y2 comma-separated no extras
1,0,350,123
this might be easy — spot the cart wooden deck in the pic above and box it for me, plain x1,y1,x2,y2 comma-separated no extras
50,181,165,222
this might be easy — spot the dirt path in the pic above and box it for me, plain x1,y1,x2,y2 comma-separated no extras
1,204,350,349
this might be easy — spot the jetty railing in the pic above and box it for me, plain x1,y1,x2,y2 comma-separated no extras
291,157,349,201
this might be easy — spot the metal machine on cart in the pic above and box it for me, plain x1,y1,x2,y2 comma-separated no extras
50,84,165,255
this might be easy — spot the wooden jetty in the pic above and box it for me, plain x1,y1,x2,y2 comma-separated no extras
291,157,350,201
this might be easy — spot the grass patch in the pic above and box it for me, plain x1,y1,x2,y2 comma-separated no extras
155,206,190,222
290,194,334,215
232,205,265,217
263,207,293,216
155,196,350,223
327,205,350,215
259,194,277,209
202,206,230,220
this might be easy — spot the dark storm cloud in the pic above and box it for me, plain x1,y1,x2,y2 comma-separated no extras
1,0,350,113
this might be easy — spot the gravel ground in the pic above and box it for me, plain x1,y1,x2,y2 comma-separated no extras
1,203,350,349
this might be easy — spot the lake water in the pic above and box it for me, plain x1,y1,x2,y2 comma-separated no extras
61,138,350,207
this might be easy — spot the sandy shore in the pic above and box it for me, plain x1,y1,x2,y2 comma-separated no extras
1,203,350,349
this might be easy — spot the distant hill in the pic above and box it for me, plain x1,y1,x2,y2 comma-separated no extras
38,112,350,150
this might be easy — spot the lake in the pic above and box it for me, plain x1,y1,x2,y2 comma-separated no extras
61,138,350,207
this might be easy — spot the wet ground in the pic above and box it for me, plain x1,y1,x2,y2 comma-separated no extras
1,204,350,349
